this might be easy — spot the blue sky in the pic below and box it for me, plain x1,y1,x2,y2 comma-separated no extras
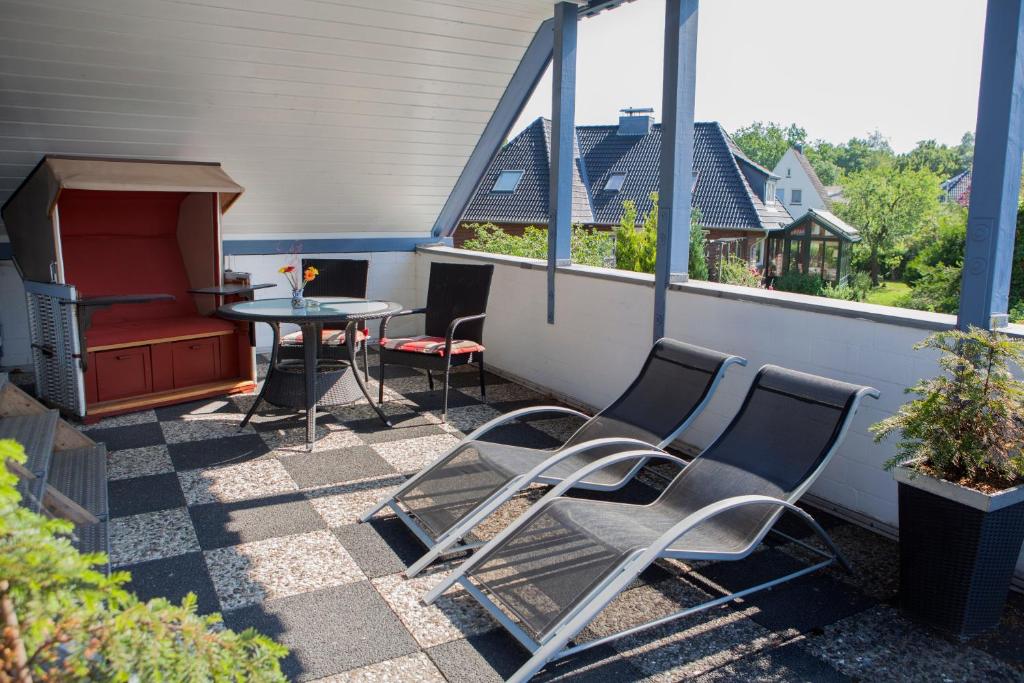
512,0,986,153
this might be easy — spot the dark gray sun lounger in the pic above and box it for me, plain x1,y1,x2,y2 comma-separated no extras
423,365,879,683
360,338,746,576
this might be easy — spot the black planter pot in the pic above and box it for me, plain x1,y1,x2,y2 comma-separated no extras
896,466,1024,639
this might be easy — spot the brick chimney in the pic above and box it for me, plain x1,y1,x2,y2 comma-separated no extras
617,107,654,136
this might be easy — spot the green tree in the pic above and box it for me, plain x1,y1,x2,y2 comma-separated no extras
731,122,807,169
461,223,615,267
614,193,708,280
0,439,288,681
897,137,974,178
835,163,940,285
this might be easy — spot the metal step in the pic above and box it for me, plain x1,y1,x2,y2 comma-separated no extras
15,475,45,513
0,411,58,479
47,445,109,521
72,521,109,562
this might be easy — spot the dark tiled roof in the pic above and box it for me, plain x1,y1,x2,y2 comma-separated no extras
941,169,971,205
461,119,592,225
461,118,790,232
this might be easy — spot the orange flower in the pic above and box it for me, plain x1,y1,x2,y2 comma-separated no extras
278,265,296,274
303,266,319,282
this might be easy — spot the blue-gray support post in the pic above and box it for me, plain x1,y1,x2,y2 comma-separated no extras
957,0,1024,330
547,2,577,324
432,20,555,238
653,0,699,341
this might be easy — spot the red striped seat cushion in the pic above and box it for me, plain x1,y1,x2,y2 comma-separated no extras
280,328,370,347
380,335,484,356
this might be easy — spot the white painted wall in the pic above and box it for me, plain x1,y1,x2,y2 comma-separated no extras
772,148,827,219
0,0,555,238
417,245,1024,580
229,251,422,351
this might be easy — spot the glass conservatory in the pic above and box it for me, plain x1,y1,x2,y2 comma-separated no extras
764,208,861,285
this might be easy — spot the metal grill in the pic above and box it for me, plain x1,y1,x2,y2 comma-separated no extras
24,282,85,416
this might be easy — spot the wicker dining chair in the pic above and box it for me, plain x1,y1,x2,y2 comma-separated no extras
378,262,493,421
278,258,371,376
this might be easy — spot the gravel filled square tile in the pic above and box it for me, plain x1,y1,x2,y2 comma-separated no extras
261,424,365,455
802,605,1021,681
160,413,256,444
529,416,587,444
222,582,417,681
82,410,157,431
123,551,221,615
310,652,445,682
350,421,448,445
305,475,408,527
108,472,187,518
402,389,481,413
189,493,326,550
690,641,849,682
168,434,271,471
372,573,499,648
598,580,777,681
109,507,200,566
106,444,174,481
370,433,461,474
205,529,364,610
460,382,542,403
179,459,299,505
155,398,241,421
280,446,396,489
88,421,166,451
441,404,503,433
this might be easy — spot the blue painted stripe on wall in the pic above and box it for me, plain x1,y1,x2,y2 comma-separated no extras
223,236,451,255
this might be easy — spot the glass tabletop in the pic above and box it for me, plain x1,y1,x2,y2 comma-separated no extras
218,297,404,322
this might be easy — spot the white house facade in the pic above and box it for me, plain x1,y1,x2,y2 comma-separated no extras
772,146,831,219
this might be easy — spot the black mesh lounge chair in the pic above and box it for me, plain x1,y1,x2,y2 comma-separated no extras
423,366,879,683
278,258,371,377
377,262,493,421
361,338,746,577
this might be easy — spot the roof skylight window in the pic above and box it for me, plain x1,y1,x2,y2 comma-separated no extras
604,172,626,192
492,170,523,192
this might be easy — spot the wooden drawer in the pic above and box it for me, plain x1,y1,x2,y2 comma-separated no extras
95,347,152,402
171,338,221,388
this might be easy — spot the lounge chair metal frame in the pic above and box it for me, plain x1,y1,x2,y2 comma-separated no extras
423,377,879,683
361,343,746,577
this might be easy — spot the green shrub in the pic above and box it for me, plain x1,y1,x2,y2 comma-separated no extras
614,194,708,280
896,264,961,314
0,439,288,682
820,282,859,301
461,223,614,267
717,255,763,288
772,271,825,296
871,328,1024,488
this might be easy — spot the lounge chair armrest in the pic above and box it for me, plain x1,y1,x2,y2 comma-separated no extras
512,438,660,487
541,448,688,500
379,307,427,338
460,405,590,443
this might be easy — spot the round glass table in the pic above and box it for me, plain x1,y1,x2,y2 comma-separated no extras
218,297,404,448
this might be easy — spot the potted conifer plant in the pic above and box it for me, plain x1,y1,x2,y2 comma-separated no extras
872,328,1024,638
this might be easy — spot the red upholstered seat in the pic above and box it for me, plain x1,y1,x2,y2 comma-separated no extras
381,335,484,356
85,316,235,350
280,328,370,347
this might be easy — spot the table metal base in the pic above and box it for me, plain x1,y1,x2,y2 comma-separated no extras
240,320,392,449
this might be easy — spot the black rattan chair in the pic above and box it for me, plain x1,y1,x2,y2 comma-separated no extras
378,262,493,422
278,258,370,376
